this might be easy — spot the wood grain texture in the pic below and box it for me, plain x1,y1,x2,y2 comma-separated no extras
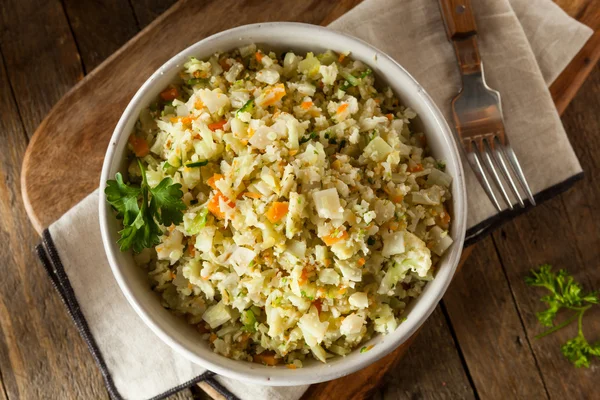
130,0,178,28
63,0,139,71
0,0,83,136
443,237,548,399
371,307,476,400
439,0,478,40
491,66,600,399
0,30,108,400
551,0,600,114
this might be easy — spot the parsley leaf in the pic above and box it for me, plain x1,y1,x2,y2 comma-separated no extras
526,264,600,368
105,159,185,253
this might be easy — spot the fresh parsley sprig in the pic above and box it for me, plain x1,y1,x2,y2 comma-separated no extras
526,264,600,368
105,159,186,253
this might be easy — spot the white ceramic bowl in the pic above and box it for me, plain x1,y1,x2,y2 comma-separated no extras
99,22,467,386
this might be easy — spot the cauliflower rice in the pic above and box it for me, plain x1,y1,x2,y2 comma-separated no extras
126,45,454,367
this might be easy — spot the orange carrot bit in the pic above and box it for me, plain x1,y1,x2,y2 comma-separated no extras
209,333,217,343
255,51,264,63
338,53,346,63
194,99,204,109
160,87,178,101
322,230,349,246
440,211,451,225
243,192,262,199
289,149,298,156
389,221,399,231
286,364,297,370
337,103,349,114
208,119,227,131
253,351,279,366
386,113,394,121
207,191,234,219
128,135,149,157
357,257,366,266
266,201,289,223
299,268,309,286
374,98,381,104
391,194,404,204
408,163,424,173
301,100,313,110
207,174,225,190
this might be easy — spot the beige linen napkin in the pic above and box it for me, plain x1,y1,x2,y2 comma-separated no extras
36,0,592,399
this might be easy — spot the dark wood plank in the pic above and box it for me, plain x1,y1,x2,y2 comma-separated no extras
550,0,600,114
443,237,548,399
130,0,178,28
371,307,476,400
490,65,600,399
0,48,108,400
0,0,84,136
63,0,140,71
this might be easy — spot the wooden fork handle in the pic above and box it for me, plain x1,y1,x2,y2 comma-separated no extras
439,0,477,40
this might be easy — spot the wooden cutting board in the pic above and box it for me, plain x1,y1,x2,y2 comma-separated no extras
20,0,599,399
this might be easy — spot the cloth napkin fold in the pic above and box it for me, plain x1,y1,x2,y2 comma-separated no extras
36,0,592,399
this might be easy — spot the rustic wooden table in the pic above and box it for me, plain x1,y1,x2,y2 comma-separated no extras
0,1,598,399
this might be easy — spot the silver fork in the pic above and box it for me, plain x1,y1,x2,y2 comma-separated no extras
439,0,535,211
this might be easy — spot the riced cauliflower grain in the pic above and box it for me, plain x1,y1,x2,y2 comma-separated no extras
126,46,454,367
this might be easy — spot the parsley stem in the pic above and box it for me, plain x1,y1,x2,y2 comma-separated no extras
535,311,580,339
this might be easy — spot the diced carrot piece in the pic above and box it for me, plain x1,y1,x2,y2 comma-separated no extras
338,53,346,63
160,87,178,101
441,211,451,225
207,174,225,190
243,192,262,199
194,99,204,109
358,258,366,266
299,268,309,286
408,163,424,173
207,191,234,219
188,241,196,257
261,83,286,106
289,149,298,156
301,101,313,110
253,352,279,366
322,230,349,246
386,113,393,121
266,202,289,223
338,286,347,295
392,194,404,203
337,103,348,114
128,135,149,157
209,333,217,343
255,51,263,62
286,364,297,370
208,119,227,131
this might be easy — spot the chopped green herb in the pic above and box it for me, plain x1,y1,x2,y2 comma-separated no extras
105,159,185,252
299,131,317,144
359,68,373,78
324,132,330,139
340,71,359,86
328,137,338,145
526,265,600,368
185,160,208,168
367,237,376,246
436,161,446,171
186,78,208,86
162,162,173,170
236,99,255,117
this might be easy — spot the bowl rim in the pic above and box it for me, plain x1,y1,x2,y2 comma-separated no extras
99,21,467,386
